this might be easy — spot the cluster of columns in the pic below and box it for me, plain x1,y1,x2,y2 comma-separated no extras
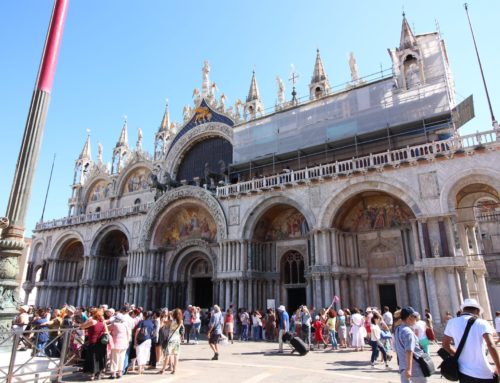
213,278,281,311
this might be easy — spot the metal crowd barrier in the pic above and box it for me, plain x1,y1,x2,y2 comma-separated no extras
0,327,81,383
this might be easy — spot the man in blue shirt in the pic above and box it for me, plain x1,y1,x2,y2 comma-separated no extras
208,305,223,360
277,305,289,353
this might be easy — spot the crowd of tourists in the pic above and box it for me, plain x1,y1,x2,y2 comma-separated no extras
11,299,500,382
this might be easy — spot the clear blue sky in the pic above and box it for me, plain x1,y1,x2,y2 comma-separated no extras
1,1,499,237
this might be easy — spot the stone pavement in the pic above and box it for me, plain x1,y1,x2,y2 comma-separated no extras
63,340,455,383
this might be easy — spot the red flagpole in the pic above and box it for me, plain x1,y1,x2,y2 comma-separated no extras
0,0,69,320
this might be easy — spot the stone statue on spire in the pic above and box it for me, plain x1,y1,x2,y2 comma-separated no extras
136,127,143,152
202,60,210,98
276,76,285,105
97,142,103,165
349,52,360,83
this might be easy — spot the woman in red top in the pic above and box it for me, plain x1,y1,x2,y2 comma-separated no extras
224,309,234,344
80,308,108,381
313,315,328,350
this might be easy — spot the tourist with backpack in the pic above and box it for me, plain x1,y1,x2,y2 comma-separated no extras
134,311,154,375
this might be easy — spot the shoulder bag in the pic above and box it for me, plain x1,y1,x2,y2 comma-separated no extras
438,317,476,381
100,321,110,345
396,326,436,377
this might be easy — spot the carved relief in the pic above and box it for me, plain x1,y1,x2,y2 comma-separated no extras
133,221,141,237
229,205,240,226
418,172,439,199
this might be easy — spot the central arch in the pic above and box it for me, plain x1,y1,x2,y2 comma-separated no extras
139,186,227,250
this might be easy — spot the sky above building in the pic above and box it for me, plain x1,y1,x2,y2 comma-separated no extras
1,1,499,237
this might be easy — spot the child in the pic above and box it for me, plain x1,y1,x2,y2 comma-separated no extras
313,315,328,350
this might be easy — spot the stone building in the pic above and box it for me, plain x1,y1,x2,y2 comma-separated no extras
24,16,500,328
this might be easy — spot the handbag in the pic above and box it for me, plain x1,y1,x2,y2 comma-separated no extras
439,317,476,381
100,322,110,345
100,333,109,345
414,352,436,377
396,326,435,377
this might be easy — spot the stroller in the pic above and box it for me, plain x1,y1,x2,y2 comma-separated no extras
282,331,309,356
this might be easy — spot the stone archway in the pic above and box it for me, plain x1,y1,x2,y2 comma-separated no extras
89,228,129,308
46,238,84,307
330,191,417,309
281,250,306,314
167,243,215,309
452,182,499,319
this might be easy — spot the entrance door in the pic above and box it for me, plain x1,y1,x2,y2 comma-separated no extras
193,277,212,309
378,284,397,312
287,288,306,314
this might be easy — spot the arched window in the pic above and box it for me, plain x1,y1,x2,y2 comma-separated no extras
282,251,305,285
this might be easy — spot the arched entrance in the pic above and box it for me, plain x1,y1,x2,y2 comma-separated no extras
188,255,213,308
454,182,499,318
281,250,306,314
168,249,214,309
249,202,310,310
54,239,84,307
331,191,416,309
92,229,129,307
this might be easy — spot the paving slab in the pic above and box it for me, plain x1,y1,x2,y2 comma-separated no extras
60,340,456,383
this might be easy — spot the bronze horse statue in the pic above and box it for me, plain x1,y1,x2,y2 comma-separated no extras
149,169,180,200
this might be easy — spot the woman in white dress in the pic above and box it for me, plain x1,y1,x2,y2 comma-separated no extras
350,308,365,351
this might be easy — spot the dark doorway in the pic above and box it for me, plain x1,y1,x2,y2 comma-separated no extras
378,284,397,312
193,277,212,309
287,288,306,315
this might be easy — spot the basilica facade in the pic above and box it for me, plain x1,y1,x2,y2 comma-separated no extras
24,16,500,329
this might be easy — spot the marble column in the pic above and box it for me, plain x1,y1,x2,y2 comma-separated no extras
445,217,457,256
457,224,469,256
313,276,322,309
225,280,231,309
321,230,329,265
411,220,421,260
330,230,339,265
238,279,245,308
476,271,492,321
424,269,441,325
334,277,341,308
470,224,480,256
447,269,460,313
438,220,450,257
219,280,225,306
417,271,428,313
457,268,469,299
247,280,252,311
313,232,320,266
323,275,332,305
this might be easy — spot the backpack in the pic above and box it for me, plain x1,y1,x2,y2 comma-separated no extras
136,325,149,344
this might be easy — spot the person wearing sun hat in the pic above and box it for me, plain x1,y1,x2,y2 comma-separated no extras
394,306,427,382
442,298,500,382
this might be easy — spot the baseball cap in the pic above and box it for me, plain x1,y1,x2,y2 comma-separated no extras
400,306,419,320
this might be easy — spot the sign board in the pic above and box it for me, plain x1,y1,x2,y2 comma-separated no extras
266,299,276,310
452,95,475,129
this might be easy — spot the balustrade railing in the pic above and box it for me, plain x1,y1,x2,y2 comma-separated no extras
35,202,152,231
216,129,498,197
35,129,498,228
